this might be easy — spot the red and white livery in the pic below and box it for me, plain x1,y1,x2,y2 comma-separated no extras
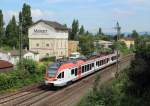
45,52,119,87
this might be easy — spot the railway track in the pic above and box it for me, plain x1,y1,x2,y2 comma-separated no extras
0,54,134,106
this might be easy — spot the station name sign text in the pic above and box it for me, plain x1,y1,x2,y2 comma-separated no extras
34,29,48,33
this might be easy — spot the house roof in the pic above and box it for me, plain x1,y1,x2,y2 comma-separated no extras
30,20,68,31
0,60,13,69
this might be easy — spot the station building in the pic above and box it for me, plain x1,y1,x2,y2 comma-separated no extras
28,20,69,59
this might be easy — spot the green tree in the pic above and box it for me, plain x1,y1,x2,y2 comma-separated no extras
79,34,94,56
70,19,79,40
0,10,4,48
21,3,32,48
98,27,103,35
79,25,85,35
5,16,19,48
131,30,139,40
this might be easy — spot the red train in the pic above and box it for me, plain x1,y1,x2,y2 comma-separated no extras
45,52,119,87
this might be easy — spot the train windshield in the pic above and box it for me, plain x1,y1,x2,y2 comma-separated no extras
47,63,59,77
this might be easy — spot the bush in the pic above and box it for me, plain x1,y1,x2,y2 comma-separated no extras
40,56,56,62
0,59,46,92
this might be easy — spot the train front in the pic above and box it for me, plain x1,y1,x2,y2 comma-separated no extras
45,63,59,86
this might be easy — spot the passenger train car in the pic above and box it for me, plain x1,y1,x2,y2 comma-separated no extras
45,52,119,87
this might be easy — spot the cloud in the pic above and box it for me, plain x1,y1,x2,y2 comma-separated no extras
31,9,55,21
46,0,97,4
113,8,135,17
128,0,148,5
3,10,18,25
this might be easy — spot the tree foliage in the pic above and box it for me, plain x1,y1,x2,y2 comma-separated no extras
0,10,4,47
79,25,85,35
70,19,79,40
5,16,19,48
79,34,94,56
20,3,32,48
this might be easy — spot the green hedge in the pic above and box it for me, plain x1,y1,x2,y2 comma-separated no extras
0,59,46,91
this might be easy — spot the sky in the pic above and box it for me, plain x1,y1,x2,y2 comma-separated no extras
0,0,150,33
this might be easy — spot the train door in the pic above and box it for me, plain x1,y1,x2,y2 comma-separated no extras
78,66,81,79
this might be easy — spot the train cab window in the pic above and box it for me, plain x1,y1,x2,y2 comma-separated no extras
62,72,64,78
71,69,74,75
57,73,61,79
75,68,78,76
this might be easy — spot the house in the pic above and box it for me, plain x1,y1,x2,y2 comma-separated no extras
94,40,113,48
28,20,69,59
120,38,135,48
0,50,39,65
0,50,10,62
8,50,39,65
68,41,79,56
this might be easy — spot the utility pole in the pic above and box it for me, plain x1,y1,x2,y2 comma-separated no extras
19,19,22,68
115,22,121,78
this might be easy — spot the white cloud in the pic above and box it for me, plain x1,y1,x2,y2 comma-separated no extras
128,0,148,5
113,8,135,17
31,9,55,21
46,0,97,4
3,10,18,25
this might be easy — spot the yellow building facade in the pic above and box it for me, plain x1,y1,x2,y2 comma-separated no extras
68,41,79,56
120,38,135,48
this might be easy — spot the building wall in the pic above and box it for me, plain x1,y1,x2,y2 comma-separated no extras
28,22,68,59
68,41,79,56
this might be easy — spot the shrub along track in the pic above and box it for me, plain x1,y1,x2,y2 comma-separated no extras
0,54,134,106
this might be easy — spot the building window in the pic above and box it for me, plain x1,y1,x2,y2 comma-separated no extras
36,43,39,47
46,43,49,47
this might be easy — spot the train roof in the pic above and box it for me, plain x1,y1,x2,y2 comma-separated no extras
48,52,117,71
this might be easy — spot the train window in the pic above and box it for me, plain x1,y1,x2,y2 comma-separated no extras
100,60,101,65
92,63,94,67
85,65,87,72
57,73,61,79
87,64,89,71
75,68,78,76
90,64,92,70
62,72,64,78
97,61,98,66
82,66,84,73
71,69,74,75
104,59,107,64
96,62,98,66
102,60,104,65
107,58,109,63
